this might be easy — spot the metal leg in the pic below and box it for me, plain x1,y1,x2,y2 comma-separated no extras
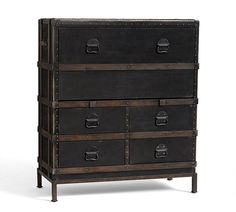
167,177,173,181
37,168,42,188
192,173,197,193
51,182,57,202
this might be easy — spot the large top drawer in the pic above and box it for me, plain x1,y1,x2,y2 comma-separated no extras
58,26,196,64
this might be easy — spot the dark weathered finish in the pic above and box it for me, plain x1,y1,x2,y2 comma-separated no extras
129,137,195,164
58,27,195,63
58,69,194,100
58,140,125,167
37,18,199,201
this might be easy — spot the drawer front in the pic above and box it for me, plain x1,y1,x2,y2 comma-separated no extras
58,27,195,64
59,108,125,134
130,105,194,132
130,137,195,164
58,140,125,168
59,70,194,100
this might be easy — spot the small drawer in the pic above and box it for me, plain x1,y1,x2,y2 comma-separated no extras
129,105,194,132
58,140,125,168
129,137,195,164
59,107,126,134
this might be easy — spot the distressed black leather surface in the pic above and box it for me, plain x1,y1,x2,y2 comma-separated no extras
59,69,194,100
59,27,195,64
130,137,195,164
129,105,194,132
59,140,125,168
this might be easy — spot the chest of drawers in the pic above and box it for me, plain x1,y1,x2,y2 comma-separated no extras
37,18,199,202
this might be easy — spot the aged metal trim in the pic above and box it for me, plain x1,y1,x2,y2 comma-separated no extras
37,96,52,107
57,133,126,141
56,161,196,175
52,19,197,28
37,61,54,70
37,62,198,71
159,98,198,106
56,173,193,184
58,63,197,71
38,128,197,142
38,169,53,183
125,106,129,164
38,158,53,173
129,130,196,139
39,130,196,142
38,19,43,175
38,97,197,108
38,127,53,140
58,99,160,108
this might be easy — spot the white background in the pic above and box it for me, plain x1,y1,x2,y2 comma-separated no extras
0,0,235,211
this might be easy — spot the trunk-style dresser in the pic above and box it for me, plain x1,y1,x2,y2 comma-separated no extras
37,18,199,202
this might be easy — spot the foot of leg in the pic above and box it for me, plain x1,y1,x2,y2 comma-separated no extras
37,169,42,188
192,173,197,193
167,177,173,181
51,182,57,202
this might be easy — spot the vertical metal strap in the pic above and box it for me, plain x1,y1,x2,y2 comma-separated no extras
192,21,199,164
194,21,199,99
51,20,59,173
38,19,42,172
55,21,60,169
47,22,51,177
125,104,129,164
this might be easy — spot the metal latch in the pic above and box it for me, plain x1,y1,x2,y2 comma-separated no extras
155,111,168,126
85,146,99,161
86,38,99,54
157,38,169,53
85,113,99,128
155,144,168,158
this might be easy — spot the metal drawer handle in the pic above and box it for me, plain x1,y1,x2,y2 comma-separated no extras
155,111,168,126
155,144,168,158
85,113,99,129
85,151,99,161
157,38,169,54
86,38,99,54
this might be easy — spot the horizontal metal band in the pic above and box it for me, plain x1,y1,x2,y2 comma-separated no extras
159,98,198,106
57,133,126,141
38,127,53,140
38,62,199,71
37,61,54,70
55,162,196,175
38,128,197,141
57,130,196,141
129,130,196,139
38,96,198,108
56,173,193,184
38,96,52,106
38,158,53,173
38,168,53,183
58,63,197,71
